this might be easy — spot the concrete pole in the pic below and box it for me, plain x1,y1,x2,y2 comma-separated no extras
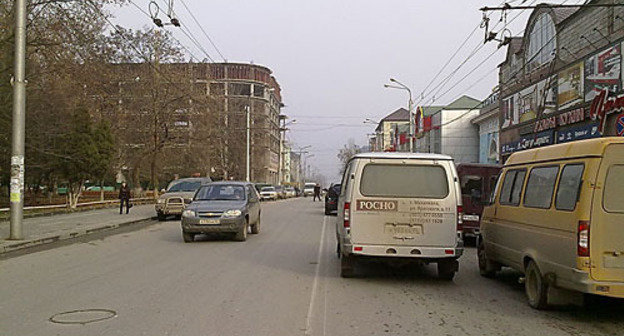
409,97,414,153
278,119,284,184
9,0,27,240
246,105,250,182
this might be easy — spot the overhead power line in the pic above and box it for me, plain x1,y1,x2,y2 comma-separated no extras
178,0,227,62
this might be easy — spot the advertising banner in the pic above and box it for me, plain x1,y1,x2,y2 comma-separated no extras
538,75,558,115
584,44,621,102
501,130,554,155
518,84,538,123
556,123,600,143
558,62,584,109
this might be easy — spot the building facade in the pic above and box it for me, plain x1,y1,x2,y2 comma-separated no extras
373,108,409,151
472,92,501,164
498,1,624,161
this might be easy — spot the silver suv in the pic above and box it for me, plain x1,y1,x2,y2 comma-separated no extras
155,177,212,221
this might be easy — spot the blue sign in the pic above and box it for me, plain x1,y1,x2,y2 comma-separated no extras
617,114,624,136
501,130,554,155
557,123,601,143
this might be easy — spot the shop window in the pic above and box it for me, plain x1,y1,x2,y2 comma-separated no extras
524,166,559,209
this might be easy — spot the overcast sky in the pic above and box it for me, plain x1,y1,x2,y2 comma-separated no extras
112,0,581,181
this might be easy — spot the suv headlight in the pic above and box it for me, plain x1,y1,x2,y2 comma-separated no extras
182,209,196,218
222,209,242,218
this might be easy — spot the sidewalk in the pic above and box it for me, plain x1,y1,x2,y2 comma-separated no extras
0,204,155,254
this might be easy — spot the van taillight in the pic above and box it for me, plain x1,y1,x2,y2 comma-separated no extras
344,202,351,228
578,221,590,257
457,205,463,231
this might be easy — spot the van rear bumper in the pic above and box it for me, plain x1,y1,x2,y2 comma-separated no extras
345,243,463,259
569,269,624,299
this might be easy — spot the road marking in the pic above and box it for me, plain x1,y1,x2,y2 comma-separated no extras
304,215,327,335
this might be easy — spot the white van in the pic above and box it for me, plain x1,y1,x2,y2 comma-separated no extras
336,152,464,280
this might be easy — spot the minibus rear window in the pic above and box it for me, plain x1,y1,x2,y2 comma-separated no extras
359,164,449,198
604,165,624,213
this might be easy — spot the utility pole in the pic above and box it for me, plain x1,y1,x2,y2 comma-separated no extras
245,105,250,182
9,0,27,240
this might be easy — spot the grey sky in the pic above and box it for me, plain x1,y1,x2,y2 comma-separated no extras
113,0,581,181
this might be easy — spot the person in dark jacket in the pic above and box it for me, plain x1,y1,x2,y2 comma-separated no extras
119,182,131,214
313,184,321,202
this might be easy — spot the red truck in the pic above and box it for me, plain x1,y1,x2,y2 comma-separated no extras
456,163,502,243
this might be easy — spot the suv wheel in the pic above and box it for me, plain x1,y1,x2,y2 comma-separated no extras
234,219,248,242
182,231,194,243
525,260,548,309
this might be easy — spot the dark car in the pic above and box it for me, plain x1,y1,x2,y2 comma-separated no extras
456,163,501,242
180,181,261,243
324,183,341,215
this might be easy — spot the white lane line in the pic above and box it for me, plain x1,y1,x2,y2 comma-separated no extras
304,215,327,336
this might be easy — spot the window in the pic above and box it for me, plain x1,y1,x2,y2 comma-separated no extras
499,169,525,206
555,164,584,211
524,166,559,209
603,165,624,213
526,13,556,70
461,175,483,196
195,185,246,201
229,83,251,96
253,84,265,97
340,162,353,195
359,164,449,199
210,83,225,95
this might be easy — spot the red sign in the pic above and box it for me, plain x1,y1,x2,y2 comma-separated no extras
617,114,624,136
589,89,624,133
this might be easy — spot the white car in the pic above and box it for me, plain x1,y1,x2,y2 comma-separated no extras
259,186,278,201
303,182,316,197
284,187,296,198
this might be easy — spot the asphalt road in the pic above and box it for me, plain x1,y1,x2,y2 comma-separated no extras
1,197,623,336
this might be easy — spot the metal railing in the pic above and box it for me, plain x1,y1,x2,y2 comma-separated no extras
0,197,154,213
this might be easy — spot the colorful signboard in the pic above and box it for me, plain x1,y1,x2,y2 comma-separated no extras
538,75,558,115
584,44,621,102
501,130,554,155
557,123,600,143
518,84,538,123
558,62,584,109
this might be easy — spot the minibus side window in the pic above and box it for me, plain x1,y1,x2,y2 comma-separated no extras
340,162,352,196
499,169,526,206
555,164,584,211
603,165,624,213
510,170,526,205
524,166,559,209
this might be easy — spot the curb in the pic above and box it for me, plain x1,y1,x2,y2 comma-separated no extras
0,217,155,255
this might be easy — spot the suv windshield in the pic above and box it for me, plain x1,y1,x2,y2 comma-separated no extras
195,185,246,201
167,181,201,192
261,187,275,192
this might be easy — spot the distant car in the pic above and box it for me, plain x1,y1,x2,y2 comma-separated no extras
274,185,286,199
284,186,296,198
324,183,341,215
86,185,116,192
181,181,261,242
259,186,278,201
155,177,212,221
303,182,316,197
254,183,272,194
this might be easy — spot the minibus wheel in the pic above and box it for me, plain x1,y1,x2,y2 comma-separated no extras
340,254,356,278
478,240,499,278
525,260,548,309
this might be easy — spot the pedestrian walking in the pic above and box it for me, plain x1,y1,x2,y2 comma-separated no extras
119,182,132,214
313,184,321,202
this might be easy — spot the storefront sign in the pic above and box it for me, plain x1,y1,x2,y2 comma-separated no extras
532,108,586,133
616,114,624,136
557,123,600,143
589,88,624,133
501,130,554,155
584,44,621,102
558,62,584,109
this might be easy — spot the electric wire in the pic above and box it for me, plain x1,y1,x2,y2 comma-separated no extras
178,0,227,62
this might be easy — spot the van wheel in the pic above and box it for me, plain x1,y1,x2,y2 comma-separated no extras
437,260,457,281
478,240,500,278
525,260,548,309
340,254,356,278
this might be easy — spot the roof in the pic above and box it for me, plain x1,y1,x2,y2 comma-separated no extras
505,137,624,166
445,95,481,110
381,108,409,122
352,152,453,161
552,5,578,25
420,105,444,116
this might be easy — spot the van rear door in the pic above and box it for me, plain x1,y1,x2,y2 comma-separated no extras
350,159,457,247
591,144,624,282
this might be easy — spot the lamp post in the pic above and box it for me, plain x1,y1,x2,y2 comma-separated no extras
278,117,296,184
384,78,414,152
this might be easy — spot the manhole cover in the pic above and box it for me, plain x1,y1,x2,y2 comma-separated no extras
49,309,117,325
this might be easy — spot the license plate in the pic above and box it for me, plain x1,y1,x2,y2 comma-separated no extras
199,219,220,225
384,224,423,235
462,214,480,222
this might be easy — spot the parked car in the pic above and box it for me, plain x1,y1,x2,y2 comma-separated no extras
85,185,116,192
181,181,261,242
254,183,271,194
274,185,285,199
456,163,501,242
336,152,463,280
479,137,624,309
324,183,341,215
303,182,316,197
155,177,212,221
259,186,278,201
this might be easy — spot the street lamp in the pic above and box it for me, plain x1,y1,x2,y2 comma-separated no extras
384,78,414,152
278,118,296,184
